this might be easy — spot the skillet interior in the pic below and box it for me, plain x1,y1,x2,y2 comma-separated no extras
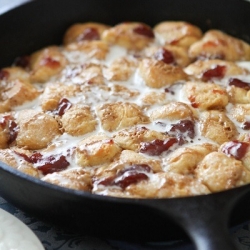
1,0,250,244
2,157,250,243
1,0,250,68
0,161,189,242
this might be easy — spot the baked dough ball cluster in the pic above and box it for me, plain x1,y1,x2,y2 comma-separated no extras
1,21,250,198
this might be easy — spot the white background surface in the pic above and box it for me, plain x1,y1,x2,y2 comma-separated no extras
0,0,29,15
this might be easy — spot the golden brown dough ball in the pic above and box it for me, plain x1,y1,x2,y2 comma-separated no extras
195,152,246,192
199,110,238,145
96,102,149,132
104,57,138,81
183,81,228,110
16,110,60,150
40,83,80,111
101,22,155,50
110,85,139,99
0,148,17,168
92,149,163,193
189,30,250,61
231,104,250,123
184,59,248,81
61,104,97,136
58,63,105,85
80,85,138,104
140,91,168,106
219,140,250,170
66,40,109,60
153,21,202,48
144,45,191,67
106,149,162,174
0,114,17,149
63,22,110,45
0,67,30,82
227,85,250,104
42,168,92,191
0,126,8,149
0,68,39,113
164,143,218,175
113,126,169,152
29,46,67,83
75,133,122,167
149,101,194,121
139,58,187,88
0,79,39,113
125,172,210,198
237,133,250,143
241,149,250,171
0,148,39,177
77,63,105,85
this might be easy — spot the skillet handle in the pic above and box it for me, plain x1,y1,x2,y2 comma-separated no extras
142,186,250,250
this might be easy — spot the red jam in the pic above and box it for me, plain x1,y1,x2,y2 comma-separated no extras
154,48,175,64
133,24,155,38
13,55,30,68
41,57,61,68
53,98,72,116
221,140,249,160
168,120,195,139
189,95,199,108
8,120,18,144
140,138,178,156
228,78,250,90
242,121,250,130
0,115,18,144
77,27,100,41
202,65,226,81
96,164,151,189
0,70,10,80
15,151,70,175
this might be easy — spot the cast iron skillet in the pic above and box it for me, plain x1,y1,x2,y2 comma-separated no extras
1,0,250,249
